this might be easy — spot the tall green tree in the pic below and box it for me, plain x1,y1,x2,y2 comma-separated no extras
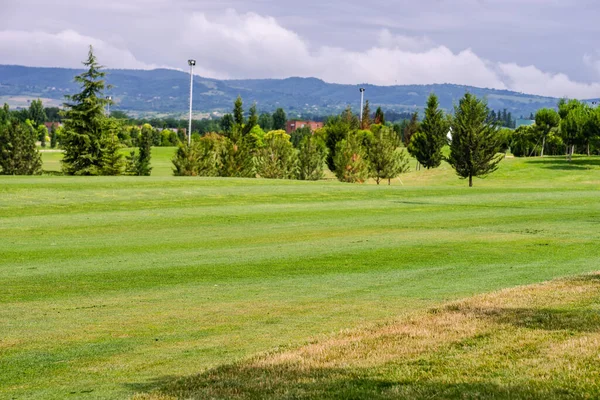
534,108,560,157
272,108,287,131
61,46,110,175
0,103,10,125
0,121,42,175
323,114,354,172
233,96,244,126
221,113,234,135
403,112,419,147
361,100,372,130
50,125,58,148
447,93,503,187
369,127,409,185
333,132,370,183
100,119,124,175
28,99,47,126
242,103,258,136
258,113,273,131
297,133,328,181
374,107,385,125
37,125,48,148
408,94,449,169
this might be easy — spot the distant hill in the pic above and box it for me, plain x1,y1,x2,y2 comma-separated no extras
0,65,574,119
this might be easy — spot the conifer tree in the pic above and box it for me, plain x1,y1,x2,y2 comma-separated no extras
0,121,42,175
374,107,385,125
61,46,109,175
447,93,503,187
37,125,48,148
28,100,47,127
221,113,234,135
408,94,449,169
233,96,244,126
297,134,328,181
369,127,409,185
334,132,370,183
50,126,57,148
254,130,298,179
172,140,202,176
403,112,419,147
100,119,124,175
361,100,372,130
243,103,258,136
272,108,287,131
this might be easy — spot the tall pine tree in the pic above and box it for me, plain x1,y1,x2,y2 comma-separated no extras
61,46,109,175
361,100,372,130
407,94,449,169
447,93,503,187
369,127,409,185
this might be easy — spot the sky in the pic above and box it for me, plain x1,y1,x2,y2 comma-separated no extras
2,0,600,98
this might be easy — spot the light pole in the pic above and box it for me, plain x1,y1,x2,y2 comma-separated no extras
106,96,112,117
359,88,365,123
187,59,196,146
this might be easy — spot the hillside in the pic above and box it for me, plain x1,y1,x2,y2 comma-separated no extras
0,65,575,118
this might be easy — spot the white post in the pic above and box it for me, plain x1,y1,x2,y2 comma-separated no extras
359,88,365,123
188,61,195,146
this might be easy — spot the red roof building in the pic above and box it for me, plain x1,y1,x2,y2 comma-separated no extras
285,120,324,134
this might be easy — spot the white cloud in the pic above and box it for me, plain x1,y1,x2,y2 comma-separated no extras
0,30,158,70
1,9,600,99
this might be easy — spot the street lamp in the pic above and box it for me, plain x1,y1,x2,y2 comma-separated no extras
359,88,365,123
106,96,112,116
187,59,196,146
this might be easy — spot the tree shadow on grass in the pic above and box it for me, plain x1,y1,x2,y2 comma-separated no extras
524,157,600,170
134,364,585,400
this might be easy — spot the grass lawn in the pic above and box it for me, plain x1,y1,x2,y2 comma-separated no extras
2,151,600,399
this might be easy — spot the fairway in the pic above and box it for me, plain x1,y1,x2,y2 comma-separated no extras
2,155,600,399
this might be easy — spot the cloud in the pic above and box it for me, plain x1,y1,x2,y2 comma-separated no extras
0,30,158,70
1,8,600,99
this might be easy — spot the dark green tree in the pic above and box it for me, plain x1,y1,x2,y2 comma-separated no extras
37,125,48,148
126,123,152,175
407,94,449,169
0,103,10,125
447,93,503,187
403,112,419,147
221,113,234,135
28,99,47,126
0,121,42,175
272,108,287,131
374,107,385,125
61,46,110,175
369,127,409,185
258,113,273,131
323,115,354,172
243,103,258,136
233,96,244,126
50,125,58,148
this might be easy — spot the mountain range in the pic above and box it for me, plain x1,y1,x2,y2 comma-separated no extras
0,65,579,119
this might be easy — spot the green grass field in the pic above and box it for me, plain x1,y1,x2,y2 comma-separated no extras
2,149,600,399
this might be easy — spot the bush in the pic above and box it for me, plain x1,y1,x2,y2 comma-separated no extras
254,131,298,179
333,132,370,183
297,134,327,181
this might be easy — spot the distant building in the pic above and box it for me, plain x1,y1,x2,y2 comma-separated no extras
285,120,324,134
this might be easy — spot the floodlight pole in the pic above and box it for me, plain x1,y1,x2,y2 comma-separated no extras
359,88,365,122
106,96,112,116
188,59,196,146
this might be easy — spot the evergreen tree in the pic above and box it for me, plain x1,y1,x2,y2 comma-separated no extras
172,140,202,176
0,121,42,175
361,100,372,130
28,99,47,126
221,113,234,135
0,103,10,125
272,108,287,131
369,127,409,185
99,119,124,175
61,46,109,175
447,93,503,187
233,96,244,126
243,103,258,136
254,130,298,179
137,124,153,175
407,94,449,169
297,134,328,181
403,112,419,147
334,132,370,183
323,114,354,172
258,113,273,131
374,107,385,125
220,138,254,177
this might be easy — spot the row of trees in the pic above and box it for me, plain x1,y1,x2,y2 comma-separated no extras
509,100,600,159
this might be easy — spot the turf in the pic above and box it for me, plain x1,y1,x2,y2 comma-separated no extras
136,273,600,399
2,151,600,399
